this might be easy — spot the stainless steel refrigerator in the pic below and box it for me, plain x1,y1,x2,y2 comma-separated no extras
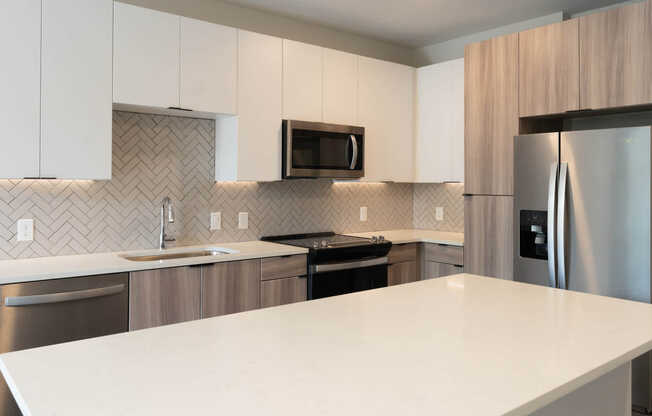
514,126,652,412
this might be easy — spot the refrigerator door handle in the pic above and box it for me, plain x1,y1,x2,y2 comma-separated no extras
557,162,569,290
547,162,559,288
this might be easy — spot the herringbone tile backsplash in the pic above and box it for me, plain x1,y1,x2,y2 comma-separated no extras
0,111,429,260
413,183,464,232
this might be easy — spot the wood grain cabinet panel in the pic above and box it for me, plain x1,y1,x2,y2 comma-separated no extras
388,261,418,286
388,243,418,264
519,20,580,117
260,277,307,308
464,33,518,195
424,244,463,265
464,195,514,280
261,255,307,281
129,267,201,330
424,262,463,280
201,260,260,318
580,0,652,110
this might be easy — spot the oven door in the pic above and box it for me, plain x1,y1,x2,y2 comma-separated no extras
283,120,364,179
309,257,387,300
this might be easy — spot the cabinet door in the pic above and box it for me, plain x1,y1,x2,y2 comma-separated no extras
580,0,652,109
0,0,40,178
260,277,307,308
113,2,179,108
388,261,418,286
283,40,322,122
216,30,283,182
180,17,237,114
202,260,260,318
464,195,513,280
358,57,415,182
40,0,112,180
416,58,464,183
464,34,518,195
129,267,201,330
424,262,463,280
519,20,579,117
323,48,358,125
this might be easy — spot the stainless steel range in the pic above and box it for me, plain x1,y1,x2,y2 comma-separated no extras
262,232,392,300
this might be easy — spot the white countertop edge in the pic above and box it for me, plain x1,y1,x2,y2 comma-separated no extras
0,241,308,286
344,229,464,246
0,359,30,416
507,339,650,415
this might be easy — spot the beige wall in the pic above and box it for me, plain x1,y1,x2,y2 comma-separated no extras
118,0,416,66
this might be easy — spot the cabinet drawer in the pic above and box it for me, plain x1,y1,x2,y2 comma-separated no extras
424,244,463,265
424,262,463,280
388,243,418,264
260,276,307,308
261,255,307,281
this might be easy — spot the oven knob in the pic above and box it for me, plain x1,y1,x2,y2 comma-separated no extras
312,241,319,249
320,240,328,248
371,236,378,243
378,235,385,242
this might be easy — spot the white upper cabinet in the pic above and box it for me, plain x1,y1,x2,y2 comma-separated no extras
0,0,40,178
180,17,237,114
358,57,415,182
113,2,180,109
283,40,323,122
41,0,113,179
323,48,358,126
415,58,464,183
216,30,283,181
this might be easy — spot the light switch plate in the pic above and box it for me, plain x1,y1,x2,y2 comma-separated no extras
238,212,248,230
360,206,368,222
210,212,221,230
17,219,34,242
435,207,444,221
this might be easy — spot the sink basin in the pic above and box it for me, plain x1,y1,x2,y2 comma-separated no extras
120,247,235,262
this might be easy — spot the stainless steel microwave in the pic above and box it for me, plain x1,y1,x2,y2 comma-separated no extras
282,120,364,179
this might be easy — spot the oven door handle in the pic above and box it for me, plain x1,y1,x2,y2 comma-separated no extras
311,257,388,274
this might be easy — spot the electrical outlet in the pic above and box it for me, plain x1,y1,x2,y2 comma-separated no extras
435,207,444,221
238,212,248,230
360,206,368,222
17,219,34,242
210,212,221,230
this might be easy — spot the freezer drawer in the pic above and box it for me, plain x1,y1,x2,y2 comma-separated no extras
0,273,128,415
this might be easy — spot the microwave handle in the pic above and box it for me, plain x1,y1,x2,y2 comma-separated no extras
349,135,358,170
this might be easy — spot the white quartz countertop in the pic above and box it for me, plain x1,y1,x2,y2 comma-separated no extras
346,228,464,246
0,241,308,285
3,274,652,416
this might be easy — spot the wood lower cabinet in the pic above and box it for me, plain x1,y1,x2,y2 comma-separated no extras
201,260,260,318
519,20,579,117
388,261,418,286
464,195,514,280
260,276,307,308
464,33,518,195
580,0,652,110
129,267,201,330
424,262,463,279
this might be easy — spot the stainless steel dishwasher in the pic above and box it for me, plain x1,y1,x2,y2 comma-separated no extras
0,273,129,415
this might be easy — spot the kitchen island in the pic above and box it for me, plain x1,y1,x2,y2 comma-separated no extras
2,274,652,416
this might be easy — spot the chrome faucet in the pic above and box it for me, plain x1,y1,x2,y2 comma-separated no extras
159,197,176,249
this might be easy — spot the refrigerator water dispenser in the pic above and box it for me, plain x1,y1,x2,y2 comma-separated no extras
519,210,547,260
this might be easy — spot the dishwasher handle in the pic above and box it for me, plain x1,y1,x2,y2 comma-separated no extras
4,284,126,307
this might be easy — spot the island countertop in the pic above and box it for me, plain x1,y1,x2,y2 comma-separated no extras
2,274,652,416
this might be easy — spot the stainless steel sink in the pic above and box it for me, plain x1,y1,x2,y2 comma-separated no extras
120,248,233,262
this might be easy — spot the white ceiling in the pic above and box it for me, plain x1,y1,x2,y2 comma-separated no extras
224,0,627,47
